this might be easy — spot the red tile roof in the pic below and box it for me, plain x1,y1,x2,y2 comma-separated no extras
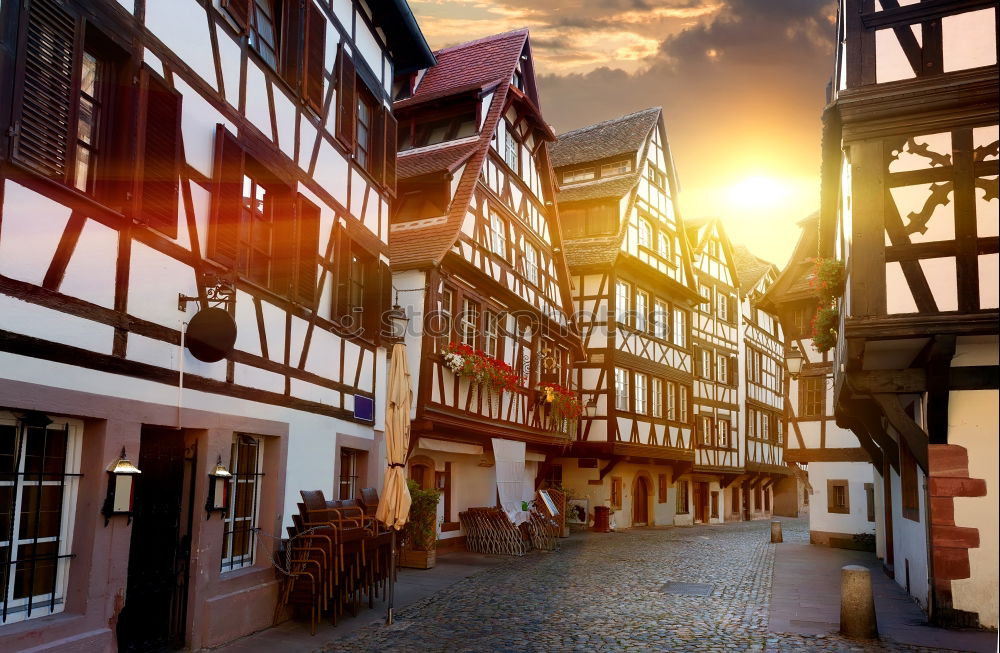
390,30,528,269
397,140,478,180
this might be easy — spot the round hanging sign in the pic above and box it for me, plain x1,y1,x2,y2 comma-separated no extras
186,307,237,363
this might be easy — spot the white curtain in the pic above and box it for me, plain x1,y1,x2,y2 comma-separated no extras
492,438,528,525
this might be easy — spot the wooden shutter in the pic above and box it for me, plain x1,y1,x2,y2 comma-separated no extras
12,0,77,180
369,107,386,184
335,45,355,149
208,126,245,269
383,111,398,193
222,0,251,33
729,355,738,386
333,224,351,320
294,194,321,306
279,0,302,89
302,0,326,112
371,259,391,343
269,187,297,296
133,67,181,238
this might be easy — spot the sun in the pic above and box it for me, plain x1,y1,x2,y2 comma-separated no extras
726,175,793,211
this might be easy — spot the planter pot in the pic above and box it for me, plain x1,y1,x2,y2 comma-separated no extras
399,547,436,569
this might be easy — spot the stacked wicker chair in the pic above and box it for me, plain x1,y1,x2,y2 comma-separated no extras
274,488,395,634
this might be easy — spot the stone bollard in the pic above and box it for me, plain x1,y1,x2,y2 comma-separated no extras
770,521,783,543
840,565,878,639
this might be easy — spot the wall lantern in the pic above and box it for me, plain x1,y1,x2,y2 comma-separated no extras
584,399,598,419
386,303,409,342
785,343,804,378
102,447,141,526
205,455,232,518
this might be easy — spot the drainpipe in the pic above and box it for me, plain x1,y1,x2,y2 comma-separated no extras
177,321,187,429
923,470,935,623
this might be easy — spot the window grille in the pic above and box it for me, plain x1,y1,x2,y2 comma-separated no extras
221,435,264,572
1,415,80,624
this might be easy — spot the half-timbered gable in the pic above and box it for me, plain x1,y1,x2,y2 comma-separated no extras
548,108,701,528
733,245,792,519
0,0,432,647
389,29,581,542
818,0,998,628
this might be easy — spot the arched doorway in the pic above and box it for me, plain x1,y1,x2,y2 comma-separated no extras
633,476,651,526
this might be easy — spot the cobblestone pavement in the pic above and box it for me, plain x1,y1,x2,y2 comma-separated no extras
318,519,971,653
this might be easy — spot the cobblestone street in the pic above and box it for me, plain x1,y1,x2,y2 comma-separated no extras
319,519,983,653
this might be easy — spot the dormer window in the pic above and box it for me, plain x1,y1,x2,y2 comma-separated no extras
563,168,595,184
601,160,631,177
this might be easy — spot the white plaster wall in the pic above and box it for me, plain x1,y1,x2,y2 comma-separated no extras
890,467,929,610
144,0,216,92
808,461,877,536
947,386,1000,627
409,448,497,541
874,471,886,561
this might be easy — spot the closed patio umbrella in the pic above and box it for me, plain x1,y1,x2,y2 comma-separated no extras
376,342,413,624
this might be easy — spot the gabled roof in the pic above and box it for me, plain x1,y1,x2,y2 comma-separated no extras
759,212,820,311
733,245,777,298
687,217,742,290
375,0,436,75
550,107,660,169
389,30,528,269
397,140,478,179
563,235,622,268
557,175,637,203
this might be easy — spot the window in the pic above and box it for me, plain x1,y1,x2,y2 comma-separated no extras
222,435,263,572
601,160,631,177
409,463,431,489
0,414,80,624
634,373,648,415
635,290,649,332
700,349,713,380
483,311,499,358
73,51,103,193
699,415,713,445
238,173,276,288
657,232,670,259
761,413,771,441
438,288,454,347
865,483,876,522
651,378,663,418
717,293,729,322
248,0,278,67
524,243,539,285
666,382,677,421
490,210,508,259
355,88,375,172
563,168,595,184
611,477,623,509
654,300,668,339
711,491,719,519
346,244,368,314
763,488,770,512
672,309,686,347
717,419,731,448
615,368,630,411
503,123,519,171
676,480,689,514
461,299,479,347
799,376,826,418
901,442,920,522
679,386,689,423
561,202,617,237
827,479,849,515
638,219,653,249
615,281,631,325
717,355,729,386
338,447,365,500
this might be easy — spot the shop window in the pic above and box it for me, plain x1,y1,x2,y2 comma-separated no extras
222,435,264,572
827,479,849,515
676,480,689,514
0,414,80,624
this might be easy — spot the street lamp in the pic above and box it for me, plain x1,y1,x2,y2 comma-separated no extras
584,399,598,418
102,447,142,526
386,303,409,343
206,455,233,517
785,343,804,378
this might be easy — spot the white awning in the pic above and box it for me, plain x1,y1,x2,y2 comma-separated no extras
416,437,483,456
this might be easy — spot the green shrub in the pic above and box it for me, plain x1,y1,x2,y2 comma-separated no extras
405,479,441,551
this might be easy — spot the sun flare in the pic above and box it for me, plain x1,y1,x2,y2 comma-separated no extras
725,175,793,211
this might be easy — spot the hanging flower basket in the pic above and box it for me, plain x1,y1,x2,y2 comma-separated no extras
810,305,839,353
442,342,518,400
808,257,846,303
536,382,583,435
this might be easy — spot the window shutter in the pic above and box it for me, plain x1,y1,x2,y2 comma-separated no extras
279,0,302,89
383,111,398,193
134,67,181,239
208,126,245,269
730,355,738,386
373,259,392,343
369,106,386,184
335,46,355,149
12,0,77,180
729,296,737,324
302,0,326,112
694,347,702,377
294,194,321,306
333,224,351,320
222,0,251,33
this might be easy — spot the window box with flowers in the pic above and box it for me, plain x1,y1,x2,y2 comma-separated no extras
442,342,519,410
808,258,846,353
536,383,583,436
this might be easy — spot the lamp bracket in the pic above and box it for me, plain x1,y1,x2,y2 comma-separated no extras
179,273,236,312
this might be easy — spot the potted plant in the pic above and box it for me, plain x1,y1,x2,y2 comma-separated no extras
442,342,519,412
400,479,441,569
807,257,846,353
536,382,583,436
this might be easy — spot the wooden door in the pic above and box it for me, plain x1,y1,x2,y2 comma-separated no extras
694,482,709,523
633,476,650,526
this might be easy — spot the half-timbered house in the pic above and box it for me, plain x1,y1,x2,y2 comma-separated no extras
0,0,432,649
759,216,877,546
547,108,701,528
389,29,581,548
817,0,998,628
685,218,745,523
733,246,793,521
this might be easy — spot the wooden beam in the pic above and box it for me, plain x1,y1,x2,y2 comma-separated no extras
862,0,995,29
598,455,623,481
855,399,900,473
847,365,998,394
845,312,999,339
926,335,956,444
842,414,884,471
873,393,928,472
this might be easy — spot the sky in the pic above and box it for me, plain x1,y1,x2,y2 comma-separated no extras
409,0,839,267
